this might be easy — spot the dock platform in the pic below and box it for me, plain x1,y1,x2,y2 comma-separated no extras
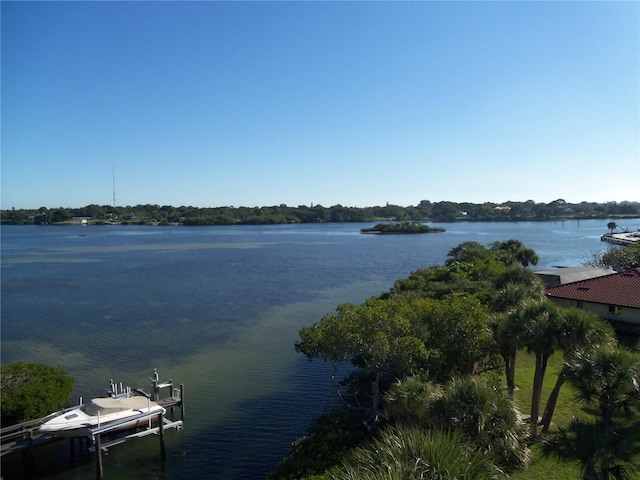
1,371,184,479
601,230,640,245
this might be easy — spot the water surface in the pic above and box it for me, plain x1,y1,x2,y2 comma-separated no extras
1,219,633,479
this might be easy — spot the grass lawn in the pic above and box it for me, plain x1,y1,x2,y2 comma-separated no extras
510,349,590,428
503,349,640,480
512,443,582,480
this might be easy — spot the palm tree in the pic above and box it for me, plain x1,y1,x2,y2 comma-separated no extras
562,346,640,479
490,268,546,398
540,309,615,434
385,376,530,471
491,239,539,268
520,299,564,437
490,310,523,398
607,221,618,234
383,375,442,426
429,377,531,470
543,417,638,480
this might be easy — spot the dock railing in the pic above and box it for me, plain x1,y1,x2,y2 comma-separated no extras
0,405,83,456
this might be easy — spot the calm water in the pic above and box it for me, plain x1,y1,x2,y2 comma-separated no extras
1,219,637,479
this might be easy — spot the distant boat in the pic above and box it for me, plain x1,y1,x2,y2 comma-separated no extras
601,230,640,245
38,395,165,438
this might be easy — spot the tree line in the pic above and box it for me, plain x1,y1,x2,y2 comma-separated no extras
270,240,640,480
2,199,639,225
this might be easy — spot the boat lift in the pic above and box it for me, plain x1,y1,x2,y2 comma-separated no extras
1,370,184,480
89,409,183,480
89,370,184,479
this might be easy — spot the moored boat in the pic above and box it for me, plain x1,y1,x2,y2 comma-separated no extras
38,395,165,438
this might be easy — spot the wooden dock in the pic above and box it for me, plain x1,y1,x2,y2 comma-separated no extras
1,418,57,458
1,371,185,479
0,405,83,457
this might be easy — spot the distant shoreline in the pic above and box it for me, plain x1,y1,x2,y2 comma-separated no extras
2,215,640,228
2,201,639,226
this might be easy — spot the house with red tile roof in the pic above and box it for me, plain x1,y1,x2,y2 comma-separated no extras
546,268,640,330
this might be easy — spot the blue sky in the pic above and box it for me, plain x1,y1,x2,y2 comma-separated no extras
2,1,638,210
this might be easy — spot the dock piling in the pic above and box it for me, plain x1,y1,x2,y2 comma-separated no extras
69,437,75,459
95,434,103,480
180,383,185,421
158,413,166,459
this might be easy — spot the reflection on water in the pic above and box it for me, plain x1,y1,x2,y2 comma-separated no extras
1,220,631,479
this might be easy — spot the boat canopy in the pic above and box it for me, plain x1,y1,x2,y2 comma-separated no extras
80,396,156,416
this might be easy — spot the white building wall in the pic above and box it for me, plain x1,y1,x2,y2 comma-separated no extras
548,298,640,325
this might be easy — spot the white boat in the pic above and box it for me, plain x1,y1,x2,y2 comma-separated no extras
38,395,165,438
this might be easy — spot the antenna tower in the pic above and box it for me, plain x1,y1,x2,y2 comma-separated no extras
112,162,116,208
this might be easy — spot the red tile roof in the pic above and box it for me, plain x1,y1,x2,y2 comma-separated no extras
546,268,640,309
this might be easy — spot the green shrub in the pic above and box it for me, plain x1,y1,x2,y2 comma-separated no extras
1,361,74,425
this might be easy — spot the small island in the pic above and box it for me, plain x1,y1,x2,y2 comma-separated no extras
360,222,445,234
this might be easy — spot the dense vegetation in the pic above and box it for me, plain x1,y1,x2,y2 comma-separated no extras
583,242,640,271
2,199,639,225
270,240,640,480
360,222,445,234
0,362,74,425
